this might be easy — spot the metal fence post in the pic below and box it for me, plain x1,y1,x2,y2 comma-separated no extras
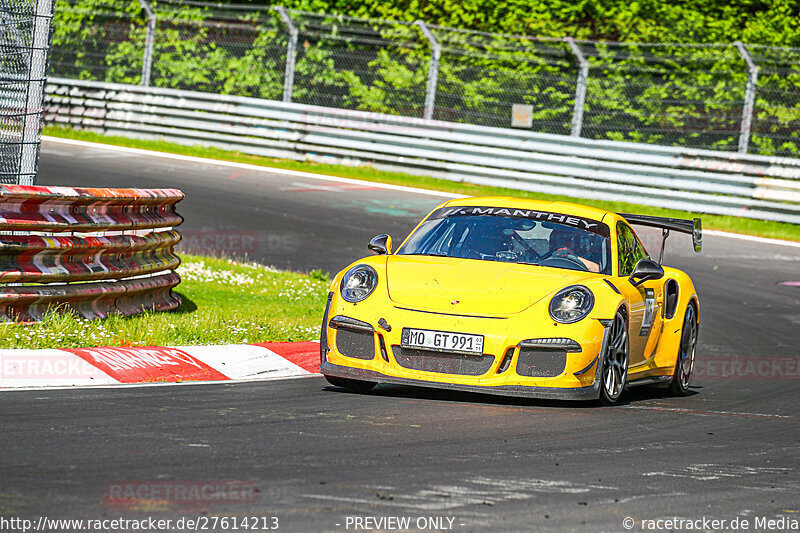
415,20,440,121
274,6,298,104
734,41,758,154
18,0,54,186
566,37,589,137
138,0,155,87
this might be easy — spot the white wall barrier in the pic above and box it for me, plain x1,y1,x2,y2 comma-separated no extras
45,77,800,224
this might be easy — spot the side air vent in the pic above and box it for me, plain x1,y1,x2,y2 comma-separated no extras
665,279,679,319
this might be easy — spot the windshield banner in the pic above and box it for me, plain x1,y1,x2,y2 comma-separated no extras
429,206,610,237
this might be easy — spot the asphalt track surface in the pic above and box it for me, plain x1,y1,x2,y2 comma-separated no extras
1,139,799,532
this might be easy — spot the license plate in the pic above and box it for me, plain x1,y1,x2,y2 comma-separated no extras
401,328,484,355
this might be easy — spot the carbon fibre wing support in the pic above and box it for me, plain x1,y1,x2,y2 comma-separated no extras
620,213,702,253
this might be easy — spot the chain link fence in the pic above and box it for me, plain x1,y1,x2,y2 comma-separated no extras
49,0,800,157
1,0,54,185
578,42,750,153
748,45,800,156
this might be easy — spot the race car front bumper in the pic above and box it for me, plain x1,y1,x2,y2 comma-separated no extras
320,360,602,400
319,288,614,401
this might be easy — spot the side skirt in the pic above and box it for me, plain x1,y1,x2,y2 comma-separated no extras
625,375,673,388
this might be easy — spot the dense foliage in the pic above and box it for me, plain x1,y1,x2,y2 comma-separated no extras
50,0,800,156
200,0,800,46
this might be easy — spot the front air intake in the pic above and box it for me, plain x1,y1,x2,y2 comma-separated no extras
392,347,495,376
516,349,567,378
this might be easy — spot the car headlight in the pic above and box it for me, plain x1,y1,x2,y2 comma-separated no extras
549,285,594,324
340,264,378,303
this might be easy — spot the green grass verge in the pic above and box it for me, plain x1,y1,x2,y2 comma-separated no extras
0,255,329,349
43,126,800,242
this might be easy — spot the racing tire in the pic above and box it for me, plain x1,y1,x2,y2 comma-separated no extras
598,309,629,405
668,302,698,396
324,375,377,393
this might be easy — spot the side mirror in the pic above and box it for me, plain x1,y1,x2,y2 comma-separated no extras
629,258,664,287
692,217,702,253
368,234,392,255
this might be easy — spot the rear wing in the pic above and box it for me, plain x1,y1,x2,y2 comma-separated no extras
619,213,702,253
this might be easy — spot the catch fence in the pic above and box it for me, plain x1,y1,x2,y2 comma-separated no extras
0,0,54,184
48,0,800,157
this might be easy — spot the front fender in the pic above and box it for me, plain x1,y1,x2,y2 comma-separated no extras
586,278,626,320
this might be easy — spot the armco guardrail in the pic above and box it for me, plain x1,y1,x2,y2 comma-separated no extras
0,184,183,322
45,77,800,225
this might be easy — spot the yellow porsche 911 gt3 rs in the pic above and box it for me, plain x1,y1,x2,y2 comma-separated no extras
320,197,701,404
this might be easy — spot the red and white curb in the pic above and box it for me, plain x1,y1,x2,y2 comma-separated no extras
0,342,321,389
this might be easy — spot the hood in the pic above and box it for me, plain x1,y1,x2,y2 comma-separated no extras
386,255,594,316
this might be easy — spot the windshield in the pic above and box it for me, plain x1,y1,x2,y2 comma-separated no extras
397,207,611,274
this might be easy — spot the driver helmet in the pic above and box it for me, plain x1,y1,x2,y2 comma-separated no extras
466,219,512,258
550,225,581,254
